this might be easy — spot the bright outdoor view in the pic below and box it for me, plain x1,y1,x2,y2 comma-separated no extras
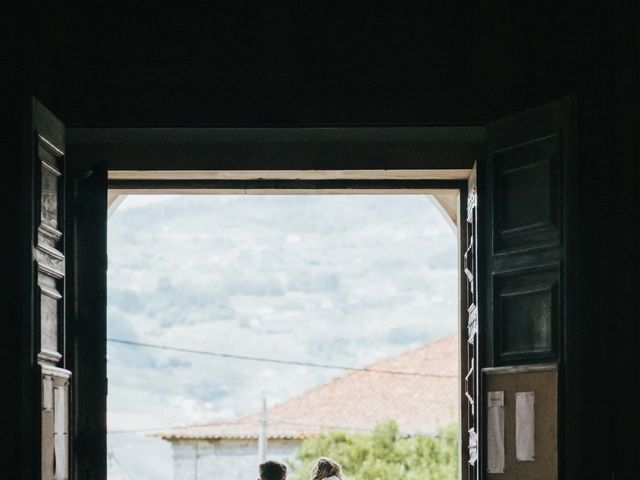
107,194,459,480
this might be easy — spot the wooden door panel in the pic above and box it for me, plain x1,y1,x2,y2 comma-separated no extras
483,97,572,368
477,97,574,479
32,99,71,480
492,134,561,253
494,266,559,362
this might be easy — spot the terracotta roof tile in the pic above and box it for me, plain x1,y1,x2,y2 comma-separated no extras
154,334,458,440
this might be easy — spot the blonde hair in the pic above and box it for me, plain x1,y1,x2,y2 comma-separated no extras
311,457,343,480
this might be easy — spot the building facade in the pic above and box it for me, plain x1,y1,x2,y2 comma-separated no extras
157,335,458,480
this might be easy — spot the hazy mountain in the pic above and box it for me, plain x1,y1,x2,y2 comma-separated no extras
107,194,458,480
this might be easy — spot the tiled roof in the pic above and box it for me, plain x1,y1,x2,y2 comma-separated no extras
154,334,458,441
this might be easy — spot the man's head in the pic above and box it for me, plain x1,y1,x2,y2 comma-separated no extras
259,460,287,480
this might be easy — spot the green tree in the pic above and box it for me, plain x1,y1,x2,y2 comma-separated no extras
289,421,457,480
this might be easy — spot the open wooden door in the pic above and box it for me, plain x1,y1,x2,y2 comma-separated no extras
22,99,72,480
15,98,108,480
473,97,575,479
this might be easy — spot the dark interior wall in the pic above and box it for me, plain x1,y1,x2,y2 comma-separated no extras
24,2,623,128
35,2,480,126
1,102,35,480
610,3,640,479
3,2,639,479
25,3,618,127
26,2,600,127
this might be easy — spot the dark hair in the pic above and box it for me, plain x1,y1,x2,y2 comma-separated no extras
259,460,287,480
311,457,343,480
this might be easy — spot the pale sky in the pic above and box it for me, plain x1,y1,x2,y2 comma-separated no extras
107,194,458,480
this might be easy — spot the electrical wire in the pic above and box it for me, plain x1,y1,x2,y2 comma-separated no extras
108,452,138,480
107,338,456,379
106,339,456,438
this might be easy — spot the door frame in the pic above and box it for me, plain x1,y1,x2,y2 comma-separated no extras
66,125,484,480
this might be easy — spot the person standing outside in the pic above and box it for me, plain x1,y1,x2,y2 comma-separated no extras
259,460,288,480
310,457,345,480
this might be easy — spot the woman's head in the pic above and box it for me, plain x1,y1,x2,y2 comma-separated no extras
311,457,343,480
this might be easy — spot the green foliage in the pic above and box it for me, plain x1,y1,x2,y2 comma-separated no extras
289,421,458,480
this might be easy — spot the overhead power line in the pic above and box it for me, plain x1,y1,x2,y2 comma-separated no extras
107,338,455,379
108,452,138,480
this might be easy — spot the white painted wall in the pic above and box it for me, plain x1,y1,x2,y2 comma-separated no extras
171,439,302,480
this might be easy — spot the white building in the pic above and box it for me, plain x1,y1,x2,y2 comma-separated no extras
154,334,458,480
